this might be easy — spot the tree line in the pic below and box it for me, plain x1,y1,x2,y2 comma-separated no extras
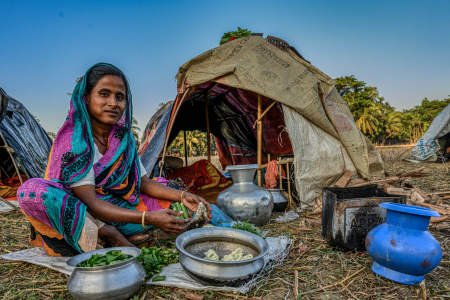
335,75,449,145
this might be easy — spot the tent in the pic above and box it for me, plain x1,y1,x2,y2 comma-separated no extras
0,88,52,180
410,104,450,162
140,35,384,208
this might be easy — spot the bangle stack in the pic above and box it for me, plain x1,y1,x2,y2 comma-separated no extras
141,211,146,229
180,190,186,202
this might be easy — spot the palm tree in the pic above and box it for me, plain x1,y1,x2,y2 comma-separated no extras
381,111,402,145
356,106,381,137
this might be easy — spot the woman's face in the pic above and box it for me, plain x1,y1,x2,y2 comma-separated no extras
86,75,126,126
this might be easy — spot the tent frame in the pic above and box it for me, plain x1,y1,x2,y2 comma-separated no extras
0,130,23,185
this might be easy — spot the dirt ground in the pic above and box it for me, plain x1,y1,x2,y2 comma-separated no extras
0,149,449,299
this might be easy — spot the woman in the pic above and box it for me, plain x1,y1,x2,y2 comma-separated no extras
17,63,212,256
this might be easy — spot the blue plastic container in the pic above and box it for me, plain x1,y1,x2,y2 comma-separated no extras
366,202,442,285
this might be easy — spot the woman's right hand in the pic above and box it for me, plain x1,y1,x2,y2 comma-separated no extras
147,209,188,235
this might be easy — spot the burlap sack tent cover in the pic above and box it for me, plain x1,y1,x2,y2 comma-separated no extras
150,36,384,207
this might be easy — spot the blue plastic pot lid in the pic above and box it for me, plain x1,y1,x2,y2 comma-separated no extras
380,202,440,217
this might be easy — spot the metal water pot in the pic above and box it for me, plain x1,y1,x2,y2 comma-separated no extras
267,189,288,212
216,164,273,226
66,247,145,300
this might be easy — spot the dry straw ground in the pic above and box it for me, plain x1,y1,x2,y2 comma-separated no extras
1,149,449,299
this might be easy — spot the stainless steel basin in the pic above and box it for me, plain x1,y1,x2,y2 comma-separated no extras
176,227,268,283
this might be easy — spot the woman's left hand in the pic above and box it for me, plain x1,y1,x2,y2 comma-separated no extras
182,192,212,220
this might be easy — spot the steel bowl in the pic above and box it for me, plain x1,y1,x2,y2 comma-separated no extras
175,227,269,284
66,247,145,300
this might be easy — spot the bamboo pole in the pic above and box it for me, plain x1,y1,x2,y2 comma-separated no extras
159,88,191,177
257,95,262,187
286,163,293,207
0,131,23,185
252,101,277,128
278,157,282,189
205,97,211,162
183,130,188,166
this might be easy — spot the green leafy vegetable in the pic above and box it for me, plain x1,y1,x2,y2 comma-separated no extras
137,246,179,279
220,27,252,45
232,221,265,238
152,275,166,282
77,250,132,267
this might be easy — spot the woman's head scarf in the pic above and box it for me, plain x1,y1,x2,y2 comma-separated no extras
45,63,141,205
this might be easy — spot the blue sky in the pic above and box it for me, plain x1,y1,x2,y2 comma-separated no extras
1,0,449,134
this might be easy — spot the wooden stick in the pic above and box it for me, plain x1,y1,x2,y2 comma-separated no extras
375,144,414,149
294,270,299,299
419,280,427,300
334,170,354,188
252,101,277,128
0,131,23,185
257,95,262,187
205,97,211,162
430,216,448,223
278,157,282,189
348,176,401,187
183,130,188,166
426,191,450,196
286,163,293,207
408,200,448,215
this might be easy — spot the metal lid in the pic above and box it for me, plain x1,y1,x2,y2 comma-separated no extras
225,164,259,171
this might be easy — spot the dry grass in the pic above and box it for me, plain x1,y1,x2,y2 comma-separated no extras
1,151,449,299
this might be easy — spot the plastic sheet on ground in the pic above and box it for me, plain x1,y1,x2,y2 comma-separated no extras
0,200,18,213
274,210,299,223
147,236,291,294
0,247,73,275
0,236,291,294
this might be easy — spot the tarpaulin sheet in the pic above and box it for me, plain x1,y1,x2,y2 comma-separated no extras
139,102,174,175
411,104,450,161
0,89,52,178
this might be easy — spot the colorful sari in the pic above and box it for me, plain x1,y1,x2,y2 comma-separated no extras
17,63,171,256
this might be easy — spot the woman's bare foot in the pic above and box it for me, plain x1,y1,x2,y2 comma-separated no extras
98,225,134,247
127,232,152,244
126,230,174,248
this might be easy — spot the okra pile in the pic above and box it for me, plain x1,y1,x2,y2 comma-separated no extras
137,246,179,280
77,250,132,267
170,201,189,219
